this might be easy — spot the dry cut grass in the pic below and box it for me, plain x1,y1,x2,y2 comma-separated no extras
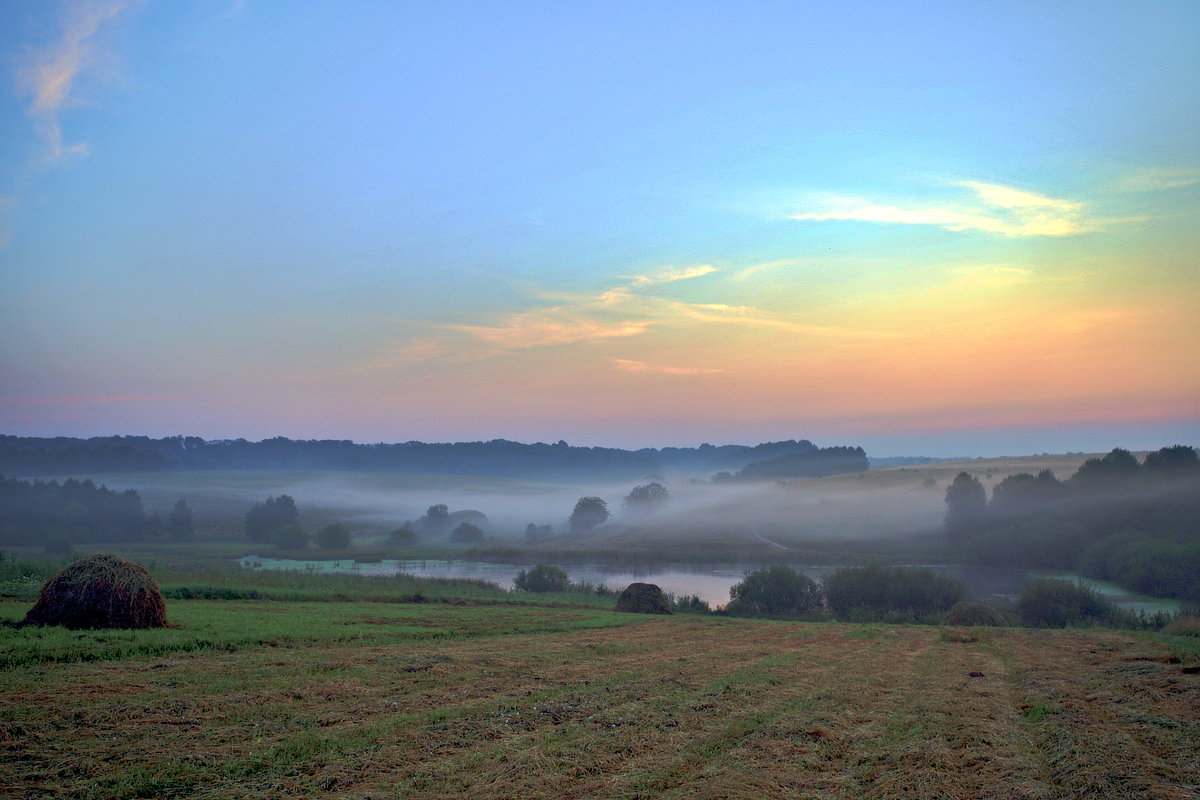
1,610,1198,799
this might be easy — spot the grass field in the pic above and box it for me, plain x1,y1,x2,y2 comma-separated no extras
3,597,1198,799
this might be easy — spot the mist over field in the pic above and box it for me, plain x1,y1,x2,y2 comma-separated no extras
46,451,1102,549
3,3,1198,799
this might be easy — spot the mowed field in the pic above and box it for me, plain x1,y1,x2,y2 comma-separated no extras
2,600,1198,799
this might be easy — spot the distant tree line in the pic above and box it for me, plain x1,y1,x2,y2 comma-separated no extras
944,446,1200,602
0,435,862,481
721,446,869,482
0,475,191,546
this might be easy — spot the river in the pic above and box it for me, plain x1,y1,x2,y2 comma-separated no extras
236,556,1179,614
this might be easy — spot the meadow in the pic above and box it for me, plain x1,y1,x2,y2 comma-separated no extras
2,590,1198,800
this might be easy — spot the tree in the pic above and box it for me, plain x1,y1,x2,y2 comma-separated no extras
245,495,298,542
990,470,1062,519
449,521,485,543
1143,445,1199,474
944,472,986,534
623,482,669,512
514,564,570,592
415,504,451,536
569,497,609,533
166,499,194,541
315,522,352,549
729,566,821,614
1070,448,1141,489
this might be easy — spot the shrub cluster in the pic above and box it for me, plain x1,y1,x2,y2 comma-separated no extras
728,565,821,615
513,564,570,593
723,564,966,623
1015,578,1119,628
822,565,967,623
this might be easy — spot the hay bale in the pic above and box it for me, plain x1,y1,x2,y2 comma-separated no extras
941,600,1006,627
22,553,167,629
615,582,671,614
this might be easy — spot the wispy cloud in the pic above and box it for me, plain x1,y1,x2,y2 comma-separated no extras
627,264,717,286
792,180,1111,237
610,359,726,375
16,0,130,161
371,260,901,371
449,314,655,349
952,265,1036,289
1120,167,1200,192
730,258,800,281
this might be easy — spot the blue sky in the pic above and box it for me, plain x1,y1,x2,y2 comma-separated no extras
1,1,1198,455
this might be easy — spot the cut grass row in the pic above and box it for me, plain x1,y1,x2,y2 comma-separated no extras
3,607,1197,799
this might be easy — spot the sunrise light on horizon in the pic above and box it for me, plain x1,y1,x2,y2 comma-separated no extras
2,1,1197,456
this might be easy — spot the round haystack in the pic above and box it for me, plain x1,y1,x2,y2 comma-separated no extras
22,553,167,630
615,582,672,614
941,600,1006,627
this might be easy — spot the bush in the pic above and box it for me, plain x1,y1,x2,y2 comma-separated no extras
823,565,966,623
669,593,712,613
514,564,570,593
268,524,308,550
729,566,821,615
1016,578,1117,628
941,600,1006,626
315,523,352,549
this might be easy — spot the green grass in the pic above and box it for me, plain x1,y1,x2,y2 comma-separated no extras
0,599,641,669
0,553,618,607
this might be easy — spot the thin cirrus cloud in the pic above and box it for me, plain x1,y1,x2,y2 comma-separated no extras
449,314,657,349
375,263,903,372
951,265,1036,289
16,0,130,161
609,359,726,376
626,264,718,286
1119,167,1200,192
791,180,1113,237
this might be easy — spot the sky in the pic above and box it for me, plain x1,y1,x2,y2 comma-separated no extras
1,0,1198,457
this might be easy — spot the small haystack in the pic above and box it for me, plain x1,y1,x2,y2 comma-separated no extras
22,553,167,630
615,582,671,614
941,600,1006,627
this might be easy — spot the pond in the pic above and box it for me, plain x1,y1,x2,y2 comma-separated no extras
237,556,1180,614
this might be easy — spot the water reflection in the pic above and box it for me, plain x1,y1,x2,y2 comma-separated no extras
237,556,1178,613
